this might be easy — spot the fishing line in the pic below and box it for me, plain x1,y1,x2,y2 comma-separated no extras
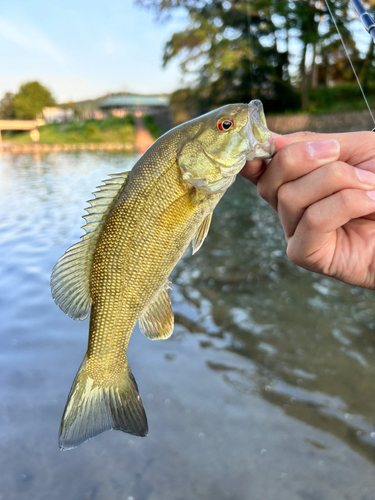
323,0,375,127
246,0,253,98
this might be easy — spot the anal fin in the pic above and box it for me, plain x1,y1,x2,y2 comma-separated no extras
139,282,174,340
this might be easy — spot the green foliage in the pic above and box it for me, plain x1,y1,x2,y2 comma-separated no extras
169,88,200,124
12,81,56,120
139,0,372,113
0,92,15,119
308,83,375,113
4,116,136,144
86,123,101,140
143,114,162,139
159,0,295,111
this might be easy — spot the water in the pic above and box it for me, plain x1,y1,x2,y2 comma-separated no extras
0,151,375,499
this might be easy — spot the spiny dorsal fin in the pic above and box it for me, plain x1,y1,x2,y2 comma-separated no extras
192,212,213,255
139,282,174,340
51,171,131,321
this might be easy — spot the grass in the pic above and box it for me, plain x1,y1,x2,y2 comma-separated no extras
307,84,375,114
143,114,163,139
3,115,136,144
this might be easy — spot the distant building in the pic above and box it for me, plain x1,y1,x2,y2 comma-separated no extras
71,93,172,131
43,107,74,123
92,109,105,120
99,94,170,118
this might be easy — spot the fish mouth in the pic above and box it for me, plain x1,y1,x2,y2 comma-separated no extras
246,100,275,161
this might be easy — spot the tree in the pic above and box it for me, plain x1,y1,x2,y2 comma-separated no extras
289,0,360,109
138,0,369,113
0,92,15,119
159,0,300,112
12,81,56,120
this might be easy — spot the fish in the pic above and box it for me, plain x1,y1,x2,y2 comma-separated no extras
51,99,275,450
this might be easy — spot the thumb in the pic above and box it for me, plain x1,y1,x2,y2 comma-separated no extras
240,132,278,185
240,158,268,185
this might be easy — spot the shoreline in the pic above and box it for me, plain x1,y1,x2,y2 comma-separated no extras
1,108,373,155
0,117,155,155
0,142,137,154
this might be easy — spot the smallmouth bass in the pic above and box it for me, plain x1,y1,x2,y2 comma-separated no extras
51,100,275,450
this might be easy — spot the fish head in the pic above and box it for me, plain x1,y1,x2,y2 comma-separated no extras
178,100,275,194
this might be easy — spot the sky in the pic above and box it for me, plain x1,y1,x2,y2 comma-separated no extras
0,1,372,105
0,0,188,103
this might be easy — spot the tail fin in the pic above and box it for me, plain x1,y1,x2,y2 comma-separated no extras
59,355,148,451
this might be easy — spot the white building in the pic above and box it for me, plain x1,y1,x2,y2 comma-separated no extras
43,107,74,124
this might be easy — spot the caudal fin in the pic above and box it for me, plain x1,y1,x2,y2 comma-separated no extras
59,355,148,451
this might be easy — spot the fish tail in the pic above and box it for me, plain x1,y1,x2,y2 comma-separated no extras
59,354,148,451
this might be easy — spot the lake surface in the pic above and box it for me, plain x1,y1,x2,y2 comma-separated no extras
0,151,374,500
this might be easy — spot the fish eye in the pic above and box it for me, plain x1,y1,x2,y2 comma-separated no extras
217,117,234,132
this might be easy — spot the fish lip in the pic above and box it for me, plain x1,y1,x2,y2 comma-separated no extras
246,100,275,161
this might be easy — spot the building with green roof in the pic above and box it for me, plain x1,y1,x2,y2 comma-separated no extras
99,94,170,117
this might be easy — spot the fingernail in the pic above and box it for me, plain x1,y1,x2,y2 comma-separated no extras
307,140,340,159
355,168,375,184
367,191,375,201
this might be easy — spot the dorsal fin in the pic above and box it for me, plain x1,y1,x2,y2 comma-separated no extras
51,171,131,321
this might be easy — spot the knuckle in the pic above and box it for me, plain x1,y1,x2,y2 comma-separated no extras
286,243,301,266
337,189,352,211
279,139,316,167
303,206,319,230
329,162,346,183
277,147,290,167
277,183,292,206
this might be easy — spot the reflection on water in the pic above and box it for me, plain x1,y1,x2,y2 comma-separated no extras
173,177,375,464
0,151,374,499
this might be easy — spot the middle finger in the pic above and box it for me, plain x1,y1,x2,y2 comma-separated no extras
277,162,375,238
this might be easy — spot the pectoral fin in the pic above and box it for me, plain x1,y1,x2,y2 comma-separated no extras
192,212,213,255
139,283,174,340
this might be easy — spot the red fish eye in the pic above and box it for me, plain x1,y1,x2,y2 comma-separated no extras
217,117,234,131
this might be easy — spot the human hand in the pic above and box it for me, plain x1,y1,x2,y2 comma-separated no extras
240,131,375,289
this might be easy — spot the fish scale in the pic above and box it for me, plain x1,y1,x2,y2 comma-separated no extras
51,100,275,450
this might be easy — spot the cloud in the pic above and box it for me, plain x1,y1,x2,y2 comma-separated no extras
0,16,67,63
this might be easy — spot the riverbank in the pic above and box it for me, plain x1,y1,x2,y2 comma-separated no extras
0,114,155,154
1,108,373,156
0,142,135,153
2,115,136,145
267,108,374,134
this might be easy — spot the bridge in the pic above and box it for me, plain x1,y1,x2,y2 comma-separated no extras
0,119,45,143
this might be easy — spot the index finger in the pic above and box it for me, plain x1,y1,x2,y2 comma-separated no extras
273,131,375,165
